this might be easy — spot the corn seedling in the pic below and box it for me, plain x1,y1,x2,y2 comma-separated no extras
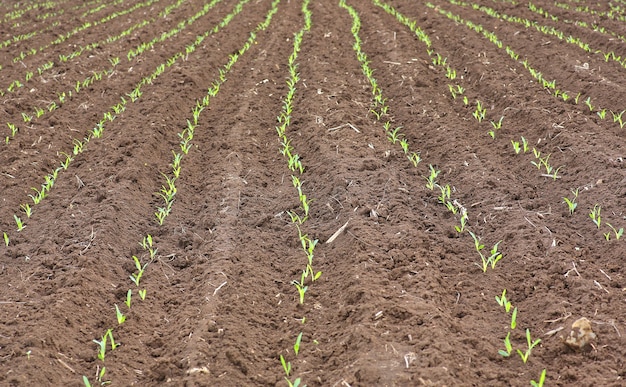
611,110,626,128
407,152,421,167
521,137,529,153
511,140,521,154
468,231,503,272
597,109,607,120
473,100,486,122
574,92,581,104
20,203,32,218
437,184,451,205
294,332,303,356
93,331,109,361
125,289,132,309
7,122,18,137
517,328,541,363
589,204,601,228
139,289,146,300
115,304,126,325
530,369,547,387
292,271,308,304
3,232,8,246
511,306,518,330
498,331,513,357
562,189,578,215
14,214,25,231
285,378,304,387
424,165,440,190
606,223,623,240
130,256,148,286
280,354,292,376
584,96,593,111
455,210,468,233
57,151,73,169
495,289,512,313
490,116,504,130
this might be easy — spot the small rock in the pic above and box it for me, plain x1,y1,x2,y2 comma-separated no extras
562,317,597,350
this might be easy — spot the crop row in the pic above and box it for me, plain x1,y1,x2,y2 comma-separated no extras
82,0,281,384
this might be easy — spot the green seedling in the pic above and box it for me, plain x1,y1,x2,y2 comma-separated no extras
563,189,578,215
589,204,601,228
495,289,512,313
517,328,541,363
387,126,403,144
93,332,108,361
424,165,440,190
125,289,132,309
584,96,593,111
20,203,32,218
14,214,25,231
96,366,109,385
469,231,503,272
463,96,469,105
597,109,607,120
574,92,581,104
611,110,626,128
498,331,513,357
130,256,148,287
408,152,421,167
279,354,291,376
511,140,521,154
115,304,126,325
455,210,468,233
473,100,486,122
3,232,9,246
294,332,303,356
521,137,529,153
138,289,147,300
82,376,92,387
604,232,611,241
511,307,518,330
437,184,452,205
530,369,547,387
399,138,409,154
490,116,504,129
285,378,304,387
607,223,623,240
292,271,308,304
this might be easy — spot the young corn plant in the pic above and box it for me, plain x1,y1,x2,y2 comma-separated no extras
129,256,148,287
14,214,25,231
562,189,578,215
115,304,126,325
606,223,623,240
473,100,486,122
424,165,440,190
589,204,601,228
495,289,512,313
455,209,468,233
499,331,513,357
517,328,541,363
530,369,547,387
292,271,308,304
468,231,503,272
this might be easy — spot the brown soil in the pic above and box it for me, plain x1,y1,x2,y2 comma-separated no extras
1,0,625,386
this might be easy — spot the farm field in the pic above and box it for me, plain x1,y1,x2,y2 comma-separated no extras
0,0,625,385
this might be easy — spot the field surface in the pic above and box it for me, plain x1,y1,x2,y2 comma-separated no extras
0,0,625,386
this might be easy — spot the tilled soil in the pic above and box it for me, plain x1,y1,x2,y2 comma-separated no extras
0,0,625,386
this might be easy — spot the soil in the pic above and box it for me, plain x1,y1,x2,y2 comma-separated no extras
0,0,625,386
